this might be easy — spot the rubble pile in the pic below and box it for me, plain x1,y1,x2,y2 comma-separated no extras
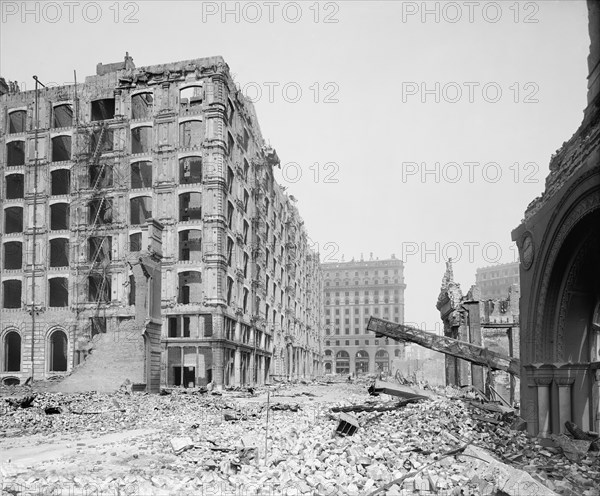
0,382,598,495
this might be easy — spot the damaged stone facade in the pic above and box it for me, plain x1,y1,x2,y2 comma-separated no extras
437,261,520,404
0,54,324,389
512,1,600,436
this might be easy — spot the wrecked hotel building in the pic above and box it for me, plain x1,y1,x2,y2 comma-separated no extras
0,54,324,390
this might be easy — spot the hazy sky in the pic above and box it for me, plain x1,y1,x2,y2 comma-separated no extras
1,0,590,328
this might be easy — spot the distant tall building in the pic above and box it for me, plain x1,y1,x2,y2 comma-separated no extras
321,255,405,375
475,261,520,300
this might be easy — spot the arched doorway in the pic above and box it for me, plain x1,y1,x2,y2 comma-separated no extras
355,350,369,375
335,351,349,374
4,331,21,372
375,350,389,373
49,330,68,372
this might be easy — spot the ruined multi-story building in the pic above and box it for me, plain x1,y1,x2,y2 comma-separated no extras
321,255,405,375
475,261,520,300
437,261,520,403
0,54,324,389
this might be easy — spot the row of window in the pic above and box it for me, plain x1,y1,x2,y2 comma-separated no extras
6,89,203,135
325,269,400,278
325,279,401,287
5,121,204,166
2,329,68,373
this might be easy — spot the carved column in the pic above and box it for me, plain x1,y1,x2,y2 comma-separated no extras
555,376,575,433
534,376,553,437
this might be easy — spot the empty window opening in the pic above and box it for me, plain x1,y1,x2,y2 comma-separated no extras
88,236,112,264
4,242,22,270
52,104,73,128
131,93,153,120
90,317,107,337
6,174,24,199
227,237,234,267
88,273,111,302
4,331,21,372
128,274,136,306
131,161,153,188
179,192,202,221
50,203,69,230
91,98,116,121
49,330,68,372
130,196,152,225
90,127,114,154
180,86,203,109
179,120,203,148
50,238,69,267
8,111,26,134
4,207,23,233
89,163,113,188
227,167,234,194
3,280,21,308
131,126,152,154
49,278,68,307
179,157,202,184
178,271,202,304
51,169,70,195
129,232,142,252
7,141,25,166
88,198,112,225
179,229,202,261
227,276,234,305
51,135,72,161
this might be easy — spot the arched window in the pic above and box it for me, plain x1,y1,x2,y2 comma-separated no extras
51,135,72,161
8,110,26,134
375,350,389,373
49,330,68,372
179,229,202,261
4,331,21,372
180,86,203,109
355,350,369,374
131,161,153,189
335,350,350,375
178,271,202,304
131,126,152,154
3,241,22,270
6,140,25,166
2,280,21,308
4,206,23,233
51,169,70,195
179,192,202,221
131,92,153,120
179,156,202,184
52,104,73,128
130,196,152,225
6,174,24,199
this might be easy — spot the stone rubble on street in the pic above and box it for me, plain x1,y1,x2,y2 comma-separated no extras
1,378,599,495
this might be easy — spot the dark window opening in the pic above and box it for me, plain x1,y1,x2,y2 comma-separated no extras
88,198,112,225
50,203,69,230
130,196,152,225
179,192,202,221
88,273,111,302
89,163,113,189
90,317,107,337
90,127,114,154
51,169,70,195
52,105,73,128
131,93,153,120
179,120,203,148
8,111,26,134
49,331,68,371
88,236,112,263
180,86,203,109
179,229,202,261
49,278,68,307
179,157,202,184
50,238,69,267
4,207,23,233
6,174,24,199
228,133,234,157
242,128,249,151
4,331,21,372
3,241,22,270
178,271,202,304
131,126,152,154
91,98,116,121
51,135,71,162
227,202,234,229
7,141,25,166
129,233,142,252
227,167,234,194
227,237,234,266
128,274,136,306
226,277,234,306
3,280,21,308
131,161,153,189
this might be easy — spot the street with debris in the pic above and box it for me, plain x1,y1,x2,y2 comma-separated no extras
1,378,599,495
